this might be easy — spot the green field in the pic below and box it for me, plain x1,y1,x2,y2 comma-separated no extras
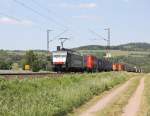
78,50,149,57
139,74,150,116
0,72,131,116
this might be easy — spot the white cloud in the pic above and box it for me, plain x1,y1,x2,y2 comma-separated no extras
60,3,97,9
0,17,33,26
72,15,101,20
79,3,97,9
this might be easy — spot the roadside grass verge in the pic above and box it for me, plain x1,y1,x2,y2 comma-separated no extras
0,72,130,116
138,74,150,116
97,75,141,116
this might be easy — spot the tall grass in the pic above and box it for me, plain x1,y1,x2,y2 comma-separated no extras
145,76,150,115
139,74,150,116
0,72,129,116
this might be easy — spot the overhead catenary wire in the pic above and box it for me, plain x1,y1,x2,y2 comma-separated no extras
0,12,21,22
30,0,61,19
89,29,108,41
0,11,47,30
13,0,68,30
30,0,71,27
53,29,68,40
3,0,81,49
30,0,78,41
7,0,72,49
88,29,108,52
30,0,70,29
0,2,70,51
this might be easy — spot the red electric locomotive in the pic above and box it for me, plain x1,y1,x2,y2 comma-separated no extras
85,55,98,72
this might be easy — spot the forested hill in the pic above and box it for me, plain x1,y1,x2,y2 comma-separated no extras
74,43,150,51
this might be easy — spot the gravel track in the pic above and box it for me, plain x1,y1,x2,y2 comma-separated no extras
79,78,133,116
122,77,144,116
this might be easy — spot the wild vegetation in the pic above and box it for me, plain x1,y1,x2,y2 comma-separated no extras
0,50,49,71
139,74,150,116
0,72,129,116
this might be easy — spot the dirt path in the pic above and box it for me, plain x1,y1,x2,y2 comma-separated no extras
79,78,133,116
122,77,144,116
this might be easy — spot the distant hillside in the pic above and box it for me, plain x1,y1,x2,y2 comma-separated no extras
112,43,150,51
74,45,106,50
74,43,150,51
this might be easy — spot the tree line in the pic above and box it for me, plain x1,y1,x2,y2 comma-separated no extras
0,50,52,72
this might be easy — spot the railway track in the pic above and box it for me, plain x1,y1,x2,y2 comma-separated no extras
0,72,57,76
0,72,62,79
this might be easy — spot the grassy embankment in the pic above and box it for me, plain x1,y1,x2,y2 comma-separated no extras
138,74,150,116
97,74,141,116
0,72,130,116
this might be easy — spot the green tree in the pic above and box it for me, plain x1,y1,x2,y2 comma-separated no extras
25,50,36,66
23,50,40,72
32,59,40,72
0,61,12,70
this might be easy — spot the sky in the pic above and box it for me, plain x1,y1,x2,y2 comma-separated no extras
0,0,150,50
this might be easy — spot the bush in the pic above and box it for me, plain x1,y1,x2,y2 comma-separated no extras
0,61,12,70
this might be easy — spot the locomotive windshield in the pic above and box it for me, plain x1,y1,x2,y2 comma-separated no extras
54,55,66,58
52,51,67,64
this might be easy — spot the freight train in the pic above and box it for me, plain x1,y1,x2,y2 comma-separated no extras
112,63,142,73
52,47,142,73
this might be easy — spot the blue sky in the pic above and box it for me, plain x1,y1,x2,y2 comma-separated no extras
0,0,150,50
